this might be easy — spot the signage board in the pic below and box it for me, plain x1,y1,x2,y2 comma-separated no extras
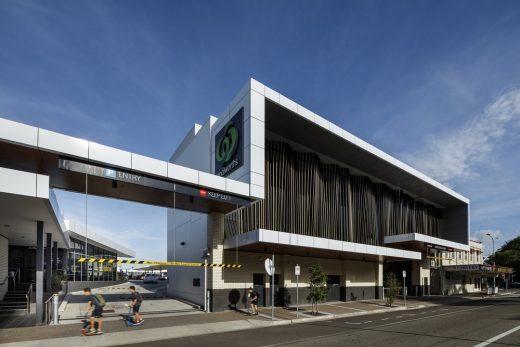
295,265,300,276
58,158,249,206
214,108,244,177
425,243,454,252
402,270,406,278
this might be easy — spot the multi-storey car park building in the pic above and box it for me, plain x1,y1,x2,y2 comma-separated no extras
0,78,511,320
166,79,494,311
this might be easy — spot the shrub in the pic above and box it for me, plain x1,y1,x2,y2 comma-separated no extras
306,265,328,314
384,272,401,307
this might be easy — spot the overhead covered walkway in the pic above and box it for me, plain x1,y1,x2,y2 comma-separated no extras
0,117,253,214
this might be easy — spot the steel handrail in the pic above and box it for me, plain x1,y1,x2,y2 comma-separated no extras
44,295,53,324
26,283,32,314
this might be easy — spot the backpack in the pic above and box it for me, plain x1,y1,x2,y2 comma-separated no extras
93,294,106,307
135,292,143,304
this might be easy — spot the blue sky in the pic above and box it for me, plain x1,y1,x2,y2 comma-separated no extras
1,0,519,261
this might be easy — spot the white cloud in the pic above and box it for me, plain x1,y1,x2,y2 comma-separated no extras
404,88,520,185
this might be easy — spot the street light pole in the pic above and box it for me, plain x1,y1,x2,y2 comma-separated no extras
486,233,497,294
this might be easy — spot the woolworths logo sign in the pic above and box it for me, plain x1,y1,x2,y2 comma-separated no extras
215,108,243,177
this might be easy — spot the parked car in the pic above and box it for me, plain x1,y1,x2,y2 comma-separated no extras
143,273,160,283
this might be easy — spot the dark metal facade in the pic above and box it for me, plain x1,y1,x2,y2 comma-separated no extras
225,141,443,245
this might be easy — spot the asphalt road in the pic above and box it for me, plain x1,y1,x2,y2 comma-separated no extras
121,294,520,347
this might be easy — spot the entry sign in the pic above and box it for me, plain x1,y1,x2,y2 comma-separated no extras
403,270,407,278
295,265,300,276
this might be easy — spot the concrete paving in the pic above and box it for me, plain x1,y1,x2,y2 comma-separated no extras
120,292,520,347
1,292,518,346
58,280,201,324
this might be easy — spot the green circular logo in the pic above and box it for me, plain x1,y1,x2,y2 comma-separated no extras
216,121,239,164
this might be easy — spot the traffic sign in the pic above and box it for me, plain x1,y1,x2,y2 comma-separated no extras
402,270,407,278
265,258,274,275
295,265,300,276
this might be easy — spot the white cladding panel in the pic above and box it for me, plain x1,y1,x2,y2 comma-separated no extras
131,153,168,177
172,118,213,172
38,129,89,158
0,117,38,147
36,174,49,199
0,167,37,197
167,209,207,306
89,142,132,169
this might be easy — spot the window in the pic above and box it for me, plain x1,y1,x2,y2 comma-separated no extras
193,278,201,287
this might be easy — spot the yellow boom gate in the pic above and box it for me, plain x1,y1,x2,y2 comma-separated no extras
78,258,242,268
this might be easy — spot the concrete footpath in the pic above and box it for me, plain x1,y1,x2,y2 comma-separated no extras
0,294,512,347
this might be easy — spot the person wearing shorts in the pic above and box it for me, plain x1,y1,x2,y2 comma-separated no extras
83,287,103,334
129,286,143,323
248,287,258,315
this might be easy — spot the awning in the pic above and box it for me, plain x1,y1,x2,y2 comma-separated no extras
224,229,422,261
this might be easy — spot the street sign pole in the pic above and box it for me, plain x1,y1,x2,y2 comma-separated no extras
271,254,275,321
403,270,407,308
204,257,208,312
295,264,300,318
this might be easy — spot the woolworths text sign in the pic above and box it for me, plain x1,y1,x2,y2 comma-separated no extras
215,108,243,177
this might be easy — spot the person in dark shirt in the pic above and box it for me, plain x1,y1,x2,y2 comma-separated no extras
248,287,259,315
128,286,143,323
83,287,103,334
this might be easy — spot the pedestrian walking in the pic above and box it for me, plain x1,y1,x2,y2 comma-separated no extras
128,285,144,324
83,287,105,335
248,287,259,315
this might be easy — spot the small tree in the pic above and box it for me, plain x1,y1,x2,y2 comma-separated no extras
306,265,328,315
384,272,401,307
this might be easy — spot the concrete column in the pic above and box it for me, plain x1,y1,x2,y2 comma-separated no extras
45,233,52,292
377,260,384,299
36,221,44,324
207,212,225,312
52,241,58,271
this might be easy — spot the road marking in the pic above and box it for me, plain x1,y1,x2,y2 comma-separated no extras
325,304,366,311
474,325,520,347
381,318,388,320
262,305,490,347
364,321,372,323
